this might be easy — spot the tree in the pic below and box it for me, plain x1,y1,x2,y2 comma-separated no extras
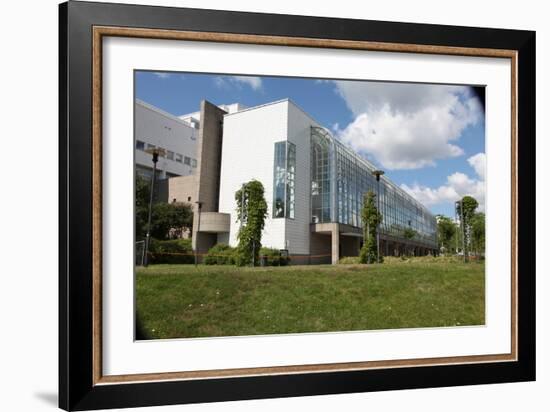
135,174,150,238
403,227,417,240
456,195,479,260
470,212,485,256
359,190,383,263
234,180,268,266
135,175,193,240
402,227,417,256
436,215,457,254
149,202,193,239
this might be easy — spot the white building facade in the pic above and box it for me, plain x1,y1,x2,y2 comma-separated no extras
218,99,314,256
217,99,438,263
135,99,199,179
138,97,438,264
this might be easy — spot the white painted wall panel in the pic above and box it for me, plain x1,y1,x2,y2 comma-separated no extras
285,102,321,255
218,100,289,250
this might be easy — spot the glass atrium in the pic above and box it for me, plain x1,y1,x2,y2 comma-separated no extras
310,126,437,249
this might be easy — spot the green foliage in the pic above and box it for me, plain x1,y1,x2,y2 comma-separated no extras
234,180,268,266
458,196,479,225
339,256,360,264
135,175,193,240
359,236,378,264
470,212,485,256
259,247,290,266
456,196,480,259
136,261,485,339
149,202,193,240
437,215,457,253
135,175,151,239
148,238,194,264
204,244,236,265
359,191,383,263
403,227,417,240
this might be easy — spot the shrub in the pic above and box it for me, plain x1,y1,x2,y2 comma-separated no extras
338,256,360,264
259,247,290,266
204,244,236,265
147,238,194,264
382,256,405,264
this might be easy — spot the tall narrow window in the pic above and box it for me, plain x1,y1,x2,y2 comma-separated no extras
286,143,296,219
273,141,296,218
310,127,332,224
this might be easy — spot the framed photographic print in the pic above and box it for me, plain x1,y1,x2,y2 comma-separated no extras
59,1,536,410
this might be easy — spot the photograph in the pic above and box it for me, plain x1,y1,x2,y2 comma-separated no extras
134,71,487,340
53,1,536,409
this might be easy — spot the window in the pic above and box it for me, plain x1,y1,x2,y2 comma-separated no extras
146,143,156,150
311,127,332,223
175,153,183,163
272,141,296,219
184,156,191,165
136,140,145,151
167,150,174,160
187,196,192,202
191,158,197,168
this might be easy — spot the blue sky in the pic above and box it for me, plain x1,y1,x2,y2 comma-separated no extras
136,71,486,218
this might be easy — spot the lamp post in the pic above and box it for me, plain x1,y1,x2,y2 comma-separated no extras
372,170,385,263
194,201,203,266
143,147,165,267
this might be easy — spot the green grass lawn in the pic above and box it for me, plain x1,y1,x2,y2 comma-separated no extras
136,259,485,339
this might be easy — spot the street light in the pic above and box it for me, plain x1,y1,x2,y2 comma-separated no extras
143,147,165,267
194,200,203,266
372,170,385,263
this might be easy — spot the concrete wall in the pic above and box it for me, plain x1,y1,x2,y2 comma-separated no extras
197,212,230,233
135,100,198,178
157,174,198,204
193,101,227,253
309,232,332,264
196,100,226,212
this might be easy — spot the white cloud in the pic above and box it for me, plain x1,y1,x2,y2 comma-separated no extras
332,81,483,170
214,75,263,91
467,152,486,180
334,82,472,116
400,152,486,212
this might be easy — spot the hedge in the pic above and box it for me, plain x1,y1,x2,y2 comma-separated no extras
204,244,236,265
259,247,290,266
147,238,194,264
